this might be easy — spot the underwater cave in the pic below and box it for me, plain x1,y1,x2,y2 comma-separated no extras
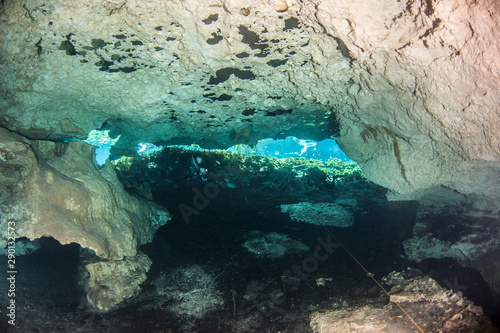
1,0,500,332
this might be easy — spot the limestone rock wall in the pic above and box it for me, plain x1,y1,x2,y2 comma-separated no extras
0,127,170,260
315,0,500,207
0,0,499,207
0,0,346,149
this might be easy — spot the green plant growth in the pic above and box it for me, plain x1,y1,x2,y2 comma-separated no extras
112,156,135,172
110,145,365,204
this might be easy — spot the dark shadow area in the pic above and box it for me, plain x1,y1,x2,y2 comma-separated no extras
417,258,500,327
0,237,82,332
208,67,256,85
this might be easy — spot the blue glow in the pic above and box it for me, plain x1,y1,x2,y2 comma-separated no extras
229,137,352,162
84,130,120,166
142,137,352,162
137,143,164,156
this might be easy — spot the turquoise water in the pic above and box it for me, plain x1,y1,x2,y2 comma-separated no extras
85,129,352,166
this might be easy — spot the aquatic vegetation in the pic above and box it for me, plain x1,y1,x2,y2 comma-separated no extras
112,155,135,172
111,145,368,219
113,148,364,202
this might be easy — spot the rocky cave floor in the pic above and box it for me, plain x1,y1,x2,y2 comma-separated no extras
1,149,500,332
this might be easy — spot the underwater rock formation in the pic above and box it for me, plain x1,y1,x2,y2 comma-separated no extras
0,127,170,310
114,146,367,213
242,230,310,259
150,265,225,319
310,269,498,333
392,186,500,298
315,0,500,207
1,0,499,322
0,238,40,256
0,127,170,260
0,0,498,210
79,249,153,311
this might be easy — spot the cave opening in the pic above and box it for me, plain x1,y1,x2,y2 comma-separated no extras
1,0,500,331
131,144,499,331
9,135,496,332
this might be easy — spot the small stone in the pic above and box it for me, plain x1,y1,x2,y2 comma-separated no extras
46,171,54,184
275,1,288,12
239,7,250,16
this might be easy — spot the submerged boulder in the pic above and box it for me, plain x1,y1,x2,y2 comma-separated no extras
242,230,310,259
150,264,225,319
78,249,153,311
0,127,171,310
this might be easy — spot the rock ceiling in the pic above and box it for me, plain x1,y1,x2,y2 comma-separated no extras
0,0,499,204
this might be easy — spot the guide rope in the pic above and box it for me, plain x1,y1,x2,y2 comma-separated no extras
323,226,425,333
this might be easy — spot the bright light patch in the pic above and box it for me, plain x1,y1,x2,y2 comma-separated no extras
170,137,352,162
229,136,352,162
137,143,164,156
84,130,120,166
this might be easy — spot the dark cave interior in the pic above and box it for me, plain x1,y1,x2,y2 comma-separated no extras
2,147,499,332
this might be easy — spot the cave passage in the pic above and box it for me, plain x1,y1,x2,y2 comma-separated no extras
83,129,352,167
1,0,500,331
3,143,498,332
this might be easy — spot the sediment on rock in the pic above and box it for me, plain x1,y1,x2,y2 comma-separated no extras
78,249,153,311
310,269,498,333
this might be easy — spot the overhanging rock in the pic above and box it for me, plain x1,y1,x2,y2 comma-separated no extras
0,127,170,260
1,0,498,210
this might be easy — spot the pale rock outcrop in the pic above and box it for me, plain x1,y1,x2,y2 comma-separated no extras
0,0,346,149
78,249,153,311
310,269,498,333
314,0,500,207
280,201,355,227
0,127,170,310
0,127,170,260
0,0,499,308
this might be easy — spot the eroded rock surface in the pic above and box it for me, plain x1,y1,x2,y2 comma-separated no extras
310,269,498,333
1,0,498,209
1,0,499,316
0,0,342,149
78,249,153,311
315,0,500,209
0,127,170,260
149,264,225,319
